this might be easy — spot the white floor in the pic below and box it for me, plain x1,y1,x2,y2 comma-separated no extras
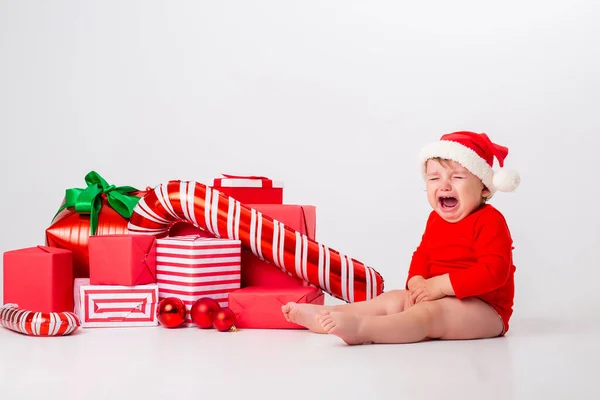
0,314,598,400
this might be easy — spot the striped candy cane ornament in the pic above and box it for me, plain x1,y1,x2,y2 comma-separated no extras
0,304,81,336
127,181,385,303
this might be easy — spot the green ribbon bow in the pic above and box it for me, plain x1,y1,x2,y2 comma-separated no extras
54,171,142,235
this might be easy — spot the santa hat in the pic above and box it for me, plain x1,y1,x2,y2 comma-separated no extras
419,131,520,195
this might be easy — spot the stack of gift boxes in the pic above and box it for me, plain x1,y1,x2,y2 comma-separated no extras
219,181,325,329
2,174,324,331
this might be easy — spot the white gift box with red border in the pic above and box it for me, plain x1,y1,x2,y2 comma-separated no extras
155,235,242,326
74,278,159,328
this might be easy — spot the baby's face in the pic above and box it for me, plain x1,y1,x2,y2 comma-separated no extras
425,159,490,223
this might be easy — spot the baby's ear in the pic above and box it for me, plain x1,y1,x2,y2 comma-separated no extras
482,186,491,199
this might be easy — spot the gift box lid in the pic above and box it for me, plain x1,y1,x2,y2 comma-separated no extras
229,286,323,303
4,245,72,257
155,235,241,247
213,174,283,188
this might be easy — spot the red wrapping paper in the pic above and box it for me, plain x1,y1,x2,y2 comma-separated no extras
3,246,74,313
228,286,324,329
88,234,157,286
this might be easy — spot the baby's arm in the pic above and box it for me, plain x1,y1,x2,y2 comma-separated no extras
406,255,428,290
447,211,513,298
405,213,435,289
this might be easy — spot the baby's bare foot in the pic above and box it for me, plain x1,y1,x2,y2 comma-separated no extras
283,303,328,333
318,311,370,345
281,302,294,322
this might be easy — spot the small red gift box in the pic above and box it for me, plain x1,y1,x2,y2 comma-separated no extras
241,204,316,288
155,236,242,326
3,246,74,313
88,234,156,286
212,174,283,204
228,286,325,329
74,278,159,328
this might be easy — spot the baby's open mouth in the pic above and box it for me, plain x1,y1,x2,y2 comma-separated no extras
439,196,458,209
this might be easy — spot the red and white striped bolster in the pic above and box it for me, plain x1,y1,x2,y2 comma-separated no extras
127,181,385,303
0,304,81,336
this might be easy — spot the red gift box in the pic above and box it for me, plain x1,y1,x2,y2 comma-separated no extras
155,236,241,326
228,286,324,329
74,278,159,328
88,234,156,286
3,246,74,313
241,204,316,288
212,174,283,204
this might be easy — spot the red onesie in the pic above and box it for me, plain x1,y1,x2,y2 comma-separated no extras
406,204,516,334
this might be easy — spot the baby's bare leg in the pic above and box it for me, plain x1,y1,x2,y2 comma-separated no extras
283,290,411,333
319,297,503,345
326,290,413,316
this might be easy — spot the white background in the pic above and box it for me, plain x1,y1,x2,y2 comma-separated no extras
1,2,599,398
2,0,599,319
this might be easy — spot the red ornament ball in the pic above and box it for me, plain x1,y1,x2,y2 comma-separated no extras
213,307,237,332
157,297,186,328
190,297,221,329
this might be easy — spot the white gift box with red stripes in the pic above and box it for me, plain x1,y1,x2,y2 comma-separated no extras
74,278,159,328
155,235,242,326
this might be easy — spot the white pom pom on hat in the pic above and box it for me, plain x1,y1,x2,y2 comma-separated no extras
418,131,520,196
492,168,520,192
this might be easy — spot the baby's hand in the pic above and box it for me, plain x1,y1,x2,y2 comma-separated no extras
407,276,426,291
410,276,446,304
